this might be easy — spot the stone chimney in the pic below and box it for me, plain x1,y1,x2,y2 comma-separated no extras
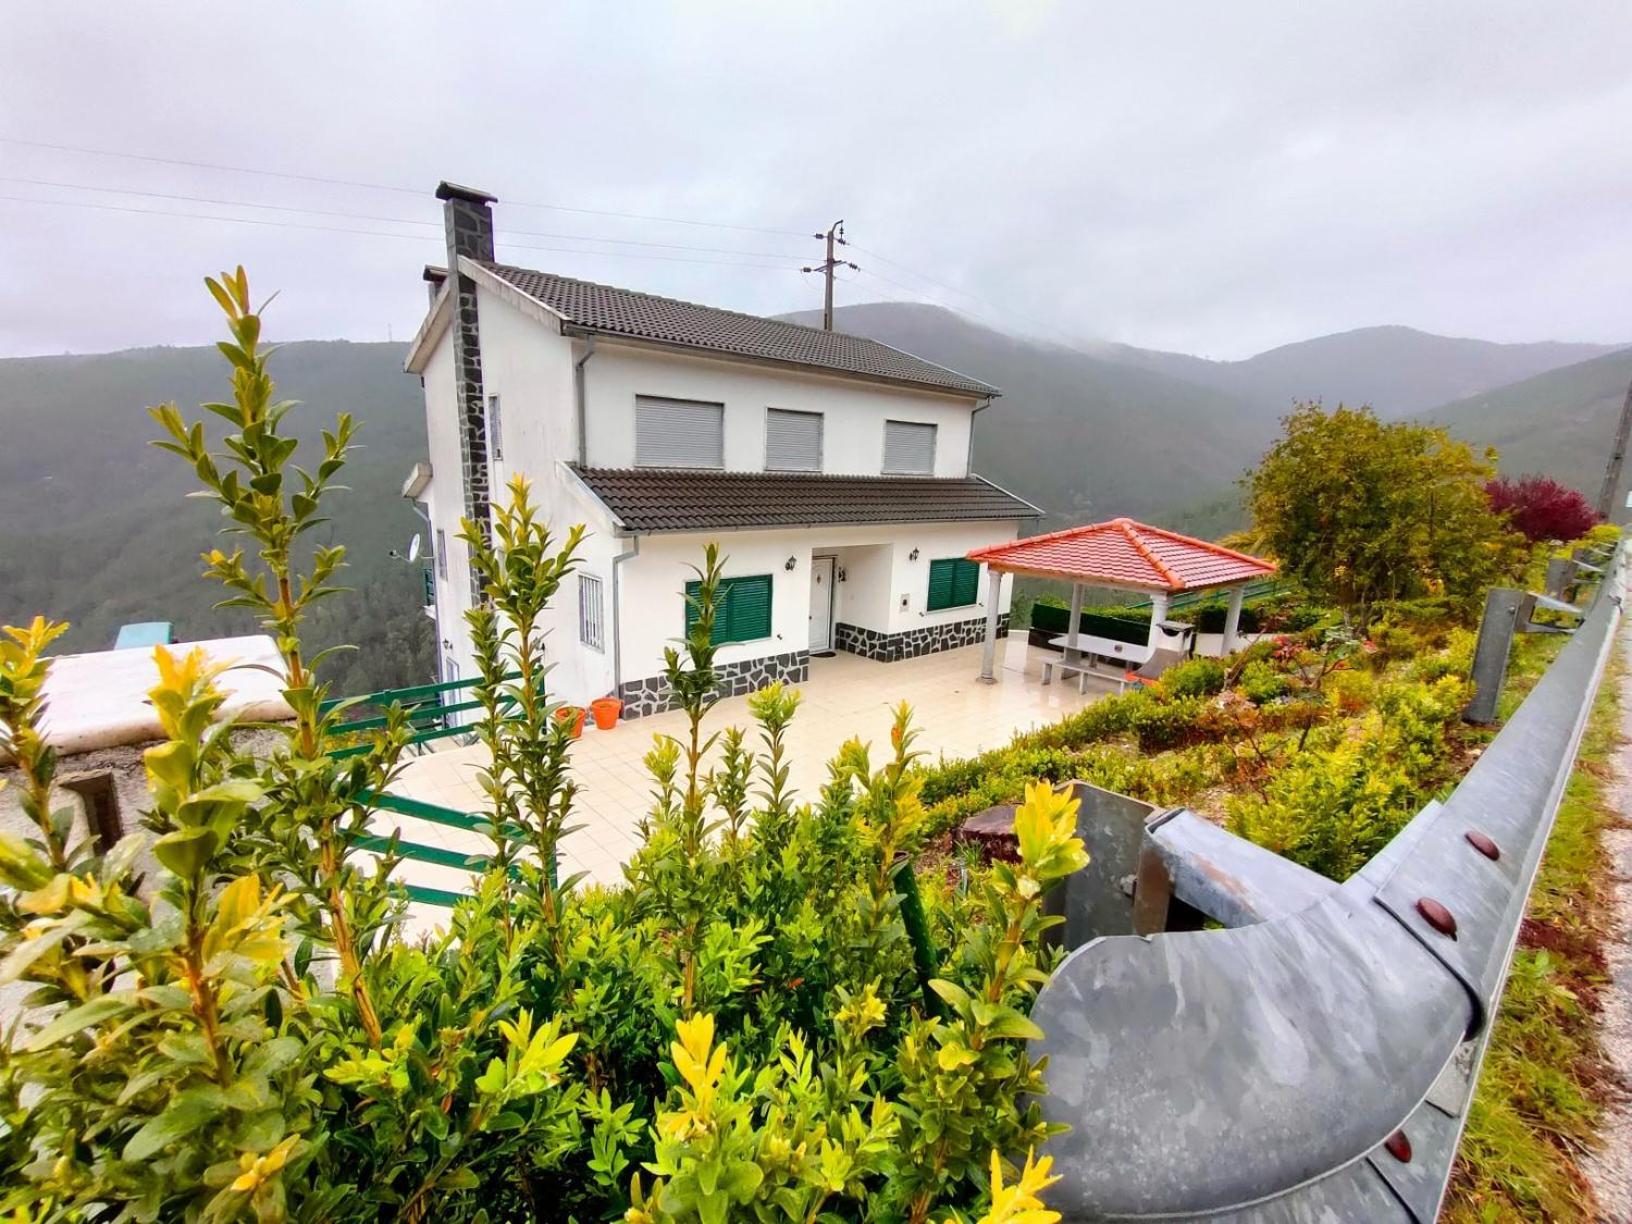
434,181,497,596
435,180,496,267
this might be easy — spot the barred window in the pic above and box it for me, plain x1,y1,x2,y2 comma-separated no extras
579,574,605,651
486,394,504,461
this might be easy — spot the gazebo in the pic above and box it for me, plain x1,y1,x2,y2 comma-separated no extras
967,518,1277,684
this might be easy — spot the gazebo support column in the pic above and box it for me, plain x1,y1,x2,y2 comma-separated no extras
1067,582,1083,653
1222,584,1246,655
1146,591,1170,653
979,568,1005,683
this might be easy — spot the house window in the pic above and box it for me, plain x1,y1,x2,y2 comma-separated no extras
486,394,503,461
684,574,773,645
636,396,724,468
579,574,605,651
765,407,822,472
436,528,448,580
926,558,980,611
883,420,937,475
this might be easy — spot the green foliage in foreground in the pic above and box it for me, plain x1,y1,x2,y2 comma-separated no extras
0,274,1086,1223
1445,646,1621,1222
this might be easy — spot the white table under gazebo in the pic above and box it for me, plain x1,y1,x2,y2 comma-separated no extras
966,517,1278,685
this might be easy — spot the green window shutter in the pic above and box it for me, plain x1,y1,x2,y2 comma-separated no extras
684,575,772,644
725,575,772,642
928,558,979,611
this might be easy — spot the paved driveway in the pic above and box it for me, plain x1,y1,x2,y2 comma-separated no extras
378,638,1114,921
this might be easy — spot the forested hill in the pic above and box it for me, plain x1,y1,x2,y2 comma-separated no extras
3,316,1620,695
782,304,1621,535
1419,345,1632,509
0,341,433,695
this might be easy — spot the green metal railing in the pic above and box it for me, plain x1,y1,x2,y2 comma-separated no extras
352,789,552,910
327,674,547,908
321,672,530,759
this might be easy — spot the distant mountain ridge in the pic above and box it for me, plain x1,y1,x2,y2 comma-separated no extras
1421,344,1632,510
3,311,1621,693
1095,325,1618,419
781,303,1622,531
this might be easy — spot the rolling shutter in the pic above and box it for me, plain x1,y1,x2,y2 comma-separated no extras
685,574,774,644
927,558,979,611
766,408,822,471
883,420,937,474
636,397,724,468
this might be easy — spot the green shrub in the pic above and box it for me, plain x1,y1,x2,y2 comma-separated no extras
1158,656,1227,699
0,277,1089,1224
1128,696,1210,752
1029,689,1144,749
1237,659,1289,704
1226,674,1471,880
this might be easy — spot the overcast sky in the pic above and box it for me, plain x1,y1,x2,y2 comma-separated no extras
2,1,1628,360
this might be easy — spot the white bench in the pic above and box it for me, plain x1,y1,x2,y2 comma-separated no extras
1041,625,1196,691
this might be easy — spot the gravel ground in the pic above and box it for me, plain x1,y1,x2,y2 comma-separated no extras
1584,624,1632,1222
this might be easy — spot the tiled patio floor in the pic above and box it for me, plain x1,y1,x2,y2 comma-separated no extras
380,638,1116,916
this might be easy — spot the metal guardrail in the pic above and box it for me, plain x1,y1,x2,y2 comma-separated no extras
1029,543,1623,1221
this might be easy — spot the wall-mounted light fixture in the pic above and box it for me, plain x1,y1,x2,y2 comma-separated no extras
784,556,797,571
908,548,920,562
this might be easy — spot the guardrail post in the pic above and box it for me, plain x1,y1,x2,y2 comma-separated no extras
1462,587,1524,725
1544,556,1573,600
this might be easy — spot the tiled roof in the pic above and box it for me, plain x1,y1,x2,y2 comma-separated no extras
967,518,1275,592
481,262,999,398
573,467,1040,533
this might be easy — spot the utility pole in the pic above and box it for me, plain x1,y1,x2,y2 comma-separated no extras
1596,375,1632,520
803,219,857,331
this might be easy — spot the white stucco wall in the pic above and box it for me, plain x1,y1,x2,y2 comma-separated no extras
418,287,622,702
614,520,1018,688
418,331,471,686
580,342,979,477
415,279,1022,711
469,285,623,704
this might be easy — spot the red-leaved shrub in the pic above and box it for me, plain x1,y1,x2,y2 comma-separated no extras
1485,474,1600,543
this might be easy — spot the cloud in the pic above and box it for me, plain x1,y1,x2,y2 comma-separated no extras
1,0,1628,359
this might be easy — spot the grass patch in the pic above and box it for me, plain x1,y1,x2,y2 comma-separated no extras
1443,646,1622,1222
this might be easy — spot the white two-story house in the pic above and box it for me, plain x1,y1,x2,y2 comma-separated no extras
404,181,1040,718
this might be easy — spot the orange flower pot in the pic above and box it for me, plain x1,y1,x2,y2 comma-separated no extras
589,697,622,730
554,705,586,738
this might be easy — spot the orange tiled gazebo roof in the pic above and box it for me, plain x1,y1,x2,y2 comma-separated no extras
967,517,1275,593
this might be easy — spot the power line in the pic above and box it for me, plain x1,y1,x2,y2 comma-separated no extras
0,135,810,237
802,220,857,331
0,193,807,271
0,175,808,260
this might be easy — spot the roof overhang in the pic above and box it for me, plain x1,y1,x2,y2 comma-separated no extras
458,256,570,329
404,282,451,374
572,467,1039,537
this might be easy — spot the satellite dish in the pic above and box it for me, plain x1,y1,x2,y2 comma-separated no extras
407,533,422,563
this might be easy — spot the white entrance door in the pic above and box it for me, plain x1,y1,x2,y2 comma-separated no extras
809,555,836,652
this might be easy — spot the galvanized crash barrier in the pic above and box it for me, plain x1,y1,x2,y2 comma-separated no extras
1029,544,1624,1222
